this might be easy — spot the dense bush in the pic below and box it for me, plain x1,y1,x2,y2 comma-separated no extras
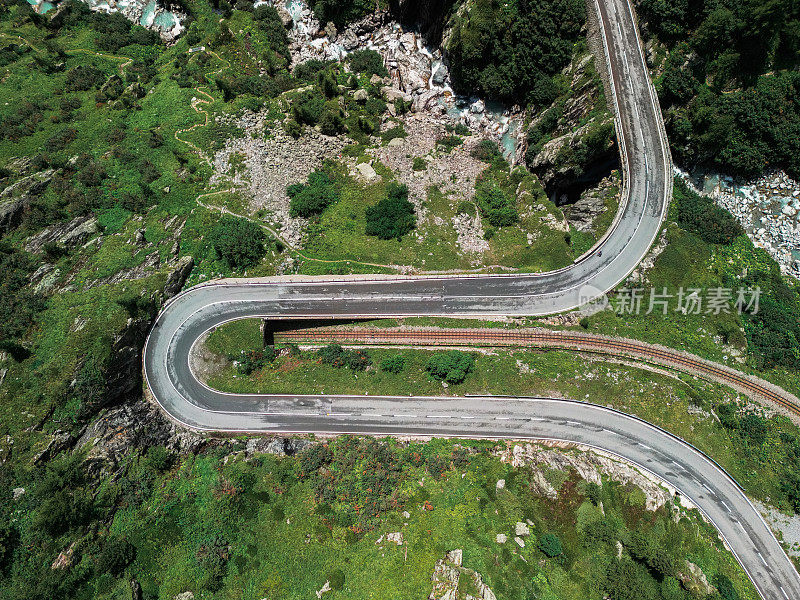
252,4,290,61
0,245,43,356
96,536,136,577
293,59,335,83
364,182,416,240
639,0,800,177
738,269,800,370
317,344,371,370
475,178,518,227
379,354,405,374
311,0,375,28
538,533,563,557
436,134,462,151
673,178,743,244
346,49,387,77
0,521,16,574
287,168,340,218
291,89,326,125
425,350,475,384
471,139,503,163
64,65,104,92
208,215,266,268
233,348,277,375
447,0,585,104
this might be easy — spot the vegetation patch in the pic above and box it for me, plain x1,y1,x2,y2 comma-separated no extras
364,182,416,240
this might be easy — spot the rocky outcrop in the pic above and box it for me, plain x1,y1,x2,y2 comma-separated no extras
0,169,54,235
429,549,497,600
78,398,203,477
163,255,194,299
24,215,99,254
678,561,716,596
280,1,522,155
524,52,617,203
564,173,620,233
529,119,617,205
245,437,314,456
500,442,673,512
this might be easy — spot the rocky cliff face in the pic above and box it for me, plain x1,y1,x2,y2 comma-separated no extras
524,52,618,205
389,0,456,45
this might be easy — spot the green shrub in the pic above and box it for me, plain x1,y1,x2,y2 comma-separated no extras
713,573,740,600
285,119,303,138
328,568,346,591
233,348,277,375
209,216,266,268
412,156,427,171
538,533,563,557
365,183,416,240
471,139,502,162
346,49,387,77
288,169,340,218
475,179,518,227
64,65,104,91
319,102,345,136
96,536,136,577
425,351,475,384
381,125,407,143
379,354,405,374
293,59,335,82
0,521,16,574
446,122,471,136
317,344,371,370
456,201,474,215
312,0,375,28
292,89,326,125
436,134,463,151
673,178,742,245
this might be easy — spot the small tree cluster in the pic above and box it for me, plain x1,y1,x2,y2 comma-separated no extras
425,351,475,384
365,183,416,241
673,178,742,245
288,169,340,218
317,344,371,371
346,49,387,77
209,215,266,269
475,178,518,227
379,354,405,374
233,348,277,375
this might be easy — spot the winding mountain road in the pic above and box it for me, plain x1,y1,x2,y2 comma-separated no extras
143,0,800,596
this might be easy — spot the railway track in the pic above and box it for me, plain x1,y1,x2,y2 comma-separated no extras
277,328,800,417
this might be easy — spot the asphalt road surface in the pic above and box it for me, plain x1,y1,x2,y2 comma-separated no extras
143,0,800,596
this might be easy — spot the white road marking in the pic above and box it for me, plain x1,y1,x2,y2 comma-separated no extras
721,500,732,513
327,412,352,417
495,417,510,421
393,414,416,418
757,552,768,567
780,585,789,600
426,415,452,419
